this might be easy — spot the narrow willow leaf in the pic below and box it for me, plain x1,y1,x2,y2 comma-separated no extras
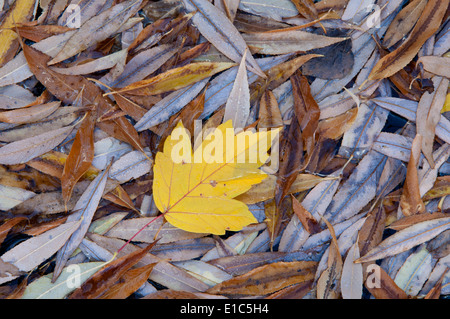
174,260,233,287
357,217,450,263
394,244,435,297
373,133,413,162
109,150,152,183
341,242,363,299
206,261,317,296
114,62,233,96
105,216,208,244
279,169,342,252
418,143,450,197
223,50,250,129
105,44,177,88
53,164,111,281
0,85,35,110
0,125,74,165
134,77,209,131
416,76,449,168
201,54,292,119
48,0,143,65
58,0,109,27
339,102,389,159
61,108,96,204
238,0,298,21
0,220,82,284
50,49,128,75
382,0,427,48
181,0,266,78
0,101,60,124
399,134,425,216
368,0,450,80
21,262,107,299
324,151,387,224
242,30,346,55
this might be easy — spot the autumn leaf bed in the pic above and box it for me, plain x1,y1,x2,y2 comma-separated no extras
0,0,449,300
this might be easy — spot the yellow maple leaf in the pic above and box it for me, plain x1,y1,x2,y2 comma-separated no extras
153,120,280,234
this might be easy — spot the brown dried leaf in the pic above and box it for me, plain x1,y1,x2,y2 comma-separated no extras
69,242,157,299
206,261,317,297
368,0,449,80
399,134,425,216
61,108,96,204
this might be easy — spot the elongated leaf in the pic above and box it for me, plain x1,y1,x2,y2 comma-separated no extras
21,262,107,299
373,132,413,162
341,242,363,299
113,62,233,96
0,220,82,284
339,102,389,159
48,0,143,65
368,0,449,80
181,0,265,78
206,261,317,296
399,134,425,216
394,244,434,296
0,101,60,124
242,30,346,55
382,0,427,48
356,217,450,263
69,242,156,299
223,50,250,128
0,85,36,110
324,150,387,224
238,0,301,21
53,164,111,281
105,44,178,88
61,108,96,204
0,125,74,165
109,150,152,183
105,216,207,244
134,77,209,131
50,49,128,76
416,76,449,168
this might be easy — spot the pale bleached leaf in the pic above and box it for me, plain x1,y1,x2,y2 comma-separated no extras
238,0,297,21
223,50,250,128
323,151,387,224
341,242,363,299
394,244,435,297
0,125,75,165
181,0,265,78
134,78,209,131
0,220,82,284
373,133,413,162
53,164,112,281
49,0,143,65
0,85,35,110
357,217,450,263
21,262,107,299
109,150,152,183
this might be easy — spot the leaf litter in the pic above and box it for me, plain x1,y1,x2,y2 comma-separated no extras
0,0,449,300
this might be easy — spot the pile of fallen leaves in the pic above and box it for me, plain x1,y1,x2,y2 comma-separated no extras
0,0,449,299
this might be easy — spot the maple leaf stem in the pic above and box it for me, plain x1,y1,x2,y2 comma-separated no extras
116,214,164,254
